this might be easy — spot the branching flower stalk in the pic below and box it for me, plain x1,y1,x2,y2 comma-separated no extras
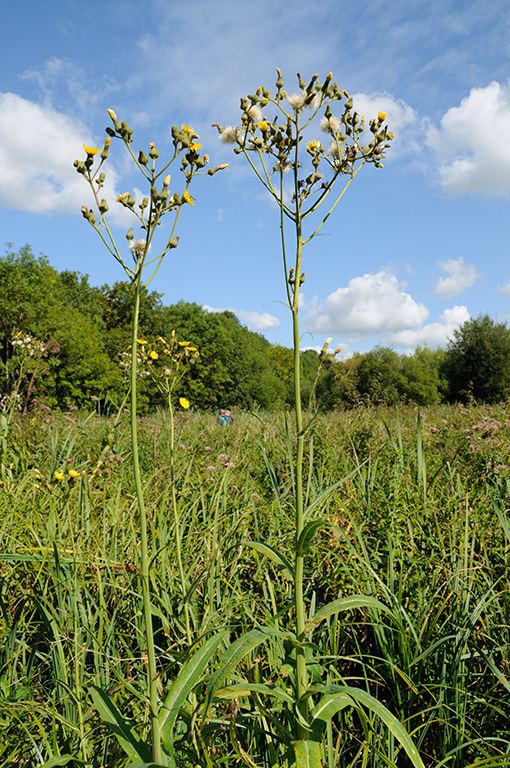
215,70,393,741
76,114,226,763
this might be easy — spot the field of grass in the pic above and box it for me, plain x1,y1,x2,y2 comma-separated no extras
1,402,509,767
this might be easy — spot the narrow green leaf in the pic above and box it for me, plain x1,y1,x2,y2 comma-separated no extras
292,739,322,768
41,757,85,768
296,520,327,555
203,627,293,715
159,630,227,745
311,686,425,768
89,685,153,762
243,540,295,580
215,682,295,704
305,595,393,635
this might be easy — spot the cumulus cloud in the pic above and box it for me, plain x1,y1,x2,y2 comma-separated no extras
0,92,122,217
203,304,280,331
499,281,510,295
305,269,429,339
427,80,510,197
351,92,419,155
434,257,480,298
386,306,470,349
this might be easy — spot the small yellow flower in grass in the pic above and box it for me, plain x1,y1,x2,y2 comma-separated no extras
137,338,147,345
378,111,388,121
149,351,159,360
188,346,198,352
182,190,195,206
54,471,64,481
83,145,101,156
178,341,190,347
69,469,80,478
179,397,190,410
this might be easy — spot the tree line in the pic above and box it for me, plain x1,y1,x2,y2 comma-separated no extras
2,245,509,412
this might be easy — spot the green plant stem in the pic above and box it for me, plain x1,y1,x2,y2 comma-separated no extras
292,221,309,739
130,265,162,763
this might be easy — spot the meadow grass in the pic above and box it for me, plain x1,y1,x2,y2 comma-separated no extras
1,403,509,766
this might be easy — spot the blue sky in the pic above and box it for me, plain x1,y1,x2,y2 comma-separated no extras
1,0,510,357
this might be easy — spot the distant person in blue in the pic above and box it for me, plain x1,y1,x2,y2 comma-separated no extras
217,408,233,426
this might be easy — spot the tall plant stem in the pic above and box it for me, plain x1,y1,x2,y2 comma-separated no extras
130,267,162,763
292,225,309,739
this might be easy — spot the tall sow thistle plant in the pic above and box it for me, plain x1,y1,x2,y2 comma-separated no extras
76,114,227,765
209,71,426,768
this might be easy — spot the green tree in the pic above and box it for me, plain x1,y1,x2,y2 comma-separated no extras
442,314,510,403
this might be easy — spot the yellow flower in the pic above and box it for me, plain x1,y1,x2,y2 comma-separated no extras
54,471,64,481
178,341,190,347
258,120,268,133
181,124,195,136
107,108,118,121
188,346,198,352
83,145,101,156
137,338,147,345
179,397,190,409
149,351,159,360
189,142,203,152
104,137,111,148
182,191,195,206
378,111,388,121
306,140,323,153
68,469,80,478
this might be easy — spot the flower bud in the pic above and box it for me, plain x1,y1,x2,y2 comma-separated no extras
107,108,118,122
167,236,179,249
149,144,159,159
163,174,171,187
138,150,149,166
98,199,109,213
126,228,133,241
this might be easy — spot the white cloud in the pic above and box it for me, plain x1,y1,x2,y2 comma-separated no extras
427,80,510,197
351,92,419,155
0,92,119,216
203,304,280,331
386,306,470,349
499,281,510,295
434,257,480,298
305,269,429,339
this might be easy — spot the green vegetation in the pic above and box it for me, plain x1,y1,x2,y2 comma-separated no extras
1,404,509,766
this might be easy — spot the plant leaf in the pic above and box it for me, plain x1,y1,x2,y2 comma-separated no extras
215,682,294,704
243,540,295,580
296,520,327,555
292,739,322,768
89,685,153,762
159,630,228,746
310,686,425,768
305,595,393,635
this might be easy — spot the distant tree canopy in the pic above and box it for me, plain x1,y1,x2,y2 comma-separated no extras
2,246,509,411
441,314,510,403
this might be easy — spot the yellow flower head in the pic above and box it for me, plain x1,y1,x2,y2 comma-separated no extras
107,108,118,122
258,120,268,133
378,111,388,121
54,471,64,481
179,397,190,410
306,140,323,153
188,346,198,352
137,338,147,345
83,145,101,156
189,142,203,152
182,191,196,206
181,124,195,136
149,351,159,360
178,341,190,347
104,137,111,148
68,469,80,478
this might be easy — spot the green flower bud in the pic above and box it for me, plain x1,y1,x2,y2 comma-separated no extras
138,150,149,166
148,143,159,159
105,126,116,137
126,228,134,241
98,199,109,213
167,236,179,249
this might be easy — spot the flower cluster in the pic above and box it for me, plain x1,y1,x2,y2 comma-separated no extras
75,113,228,281
213,70,393,209
11,331,46,358
134,331,199,407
